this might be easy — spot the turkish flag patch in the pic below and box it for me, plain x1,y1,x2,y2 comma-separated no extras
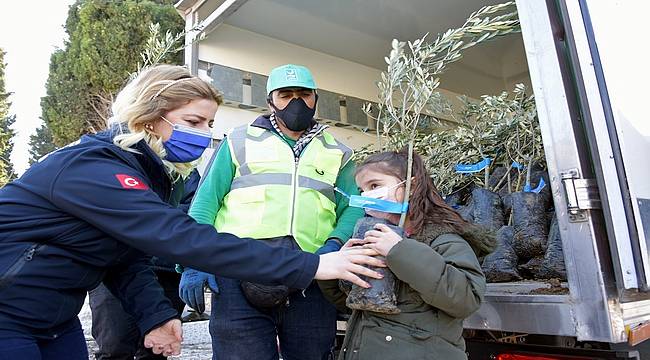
115,174,149,190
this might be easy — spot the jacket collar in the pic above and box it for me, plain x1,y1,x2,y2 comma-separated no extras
251,114,277,133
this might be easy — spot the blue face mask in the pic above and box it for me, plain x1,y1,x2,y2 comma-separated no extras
160,116,212,163
334,187,409,214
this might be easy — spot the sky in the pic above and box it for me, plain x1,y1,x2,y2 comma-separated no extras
1,0,76,175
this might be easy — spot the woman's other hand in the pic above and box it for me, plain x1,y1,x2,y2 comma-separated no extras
143,319,182,356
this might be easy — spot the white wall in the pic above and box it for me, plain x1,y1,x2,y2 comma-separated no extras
199,24,381,102
211,104,261,139
326,126,377,151
198,24,472,114
196,23,490,150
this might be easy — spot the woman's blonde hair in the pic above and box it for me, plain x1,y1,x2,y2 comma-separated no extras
110,64,223,179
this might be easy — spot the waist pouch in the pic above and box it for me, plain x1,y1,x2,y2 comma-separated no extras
240,236,300,308
240,281,294,308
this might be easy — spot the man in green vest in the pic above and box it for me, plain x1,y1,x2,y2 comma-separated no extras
180,64,364,359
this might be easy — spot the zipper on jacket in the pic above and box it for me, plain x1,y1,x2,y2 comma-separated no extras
289,159,299,237
270,125,328,238
25,247,35,261
269,129,300,237
168,185,174,203
0,243,41,288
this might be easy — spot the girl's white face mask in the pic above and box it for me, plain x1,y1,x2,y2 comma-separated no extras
360,180,406,200
335,178,409,213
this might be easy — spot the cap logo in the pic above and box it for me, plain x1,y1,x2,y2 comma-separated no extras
285,69,297,81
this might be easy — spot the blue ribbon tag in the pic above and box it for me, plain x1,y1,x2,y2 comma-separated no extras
511,161,524,170
533,178,546,193
455,158,491,174
524,178,546,193
335,187,409,214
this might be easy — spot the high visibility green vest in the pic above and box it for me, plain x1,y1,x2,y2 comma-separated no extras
215,124,353,253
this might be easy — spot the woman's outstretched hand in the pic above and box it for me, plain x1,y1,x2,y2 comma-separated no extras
314,247,385,288
143,319,182,357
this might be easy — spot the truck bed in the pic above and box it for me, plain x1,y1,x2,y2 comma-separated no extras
464,281,575,336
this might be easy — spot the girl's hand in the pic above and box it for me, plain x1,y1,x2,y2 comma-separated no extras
363,223,403,256
341,238,370,251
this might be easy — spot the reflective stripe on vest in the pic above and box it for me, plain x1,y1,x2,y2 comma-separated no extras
231,174,336,203
215,124,352,252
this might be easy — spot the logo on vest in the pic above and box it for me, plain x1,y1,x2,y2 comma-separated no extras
115,174,149,190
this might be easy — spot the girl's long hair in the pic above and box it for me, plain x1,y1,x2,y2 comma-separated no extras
356,148,469,235
110,64,222,180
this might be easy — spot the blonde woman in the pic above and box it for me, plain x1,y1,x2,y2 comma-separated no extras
0,65,384,360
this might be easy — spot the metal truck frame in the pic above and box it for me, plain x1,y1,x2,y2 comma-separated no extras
463,0,650,354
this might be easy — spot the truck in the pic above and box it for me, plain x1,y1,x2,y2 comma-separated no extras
177,0,650,358
457,1,650,358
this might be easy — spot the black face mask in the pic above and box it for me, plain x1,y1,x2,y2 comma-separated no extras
270,96,318,131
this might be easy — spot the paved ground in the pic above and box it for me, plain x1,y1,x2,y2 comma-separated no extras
80,295,214,360
79,294,339,359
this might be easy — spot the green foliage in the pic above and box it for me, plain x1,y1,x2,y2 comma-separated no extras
0,49,17,186
0,50,8,109
368,1,520,142
359,84,544,196
41,48,89,147
0,115,16,186
362,1,521,223
28,125,57,165
41,0,184,147
137,23,186,75
425,84,543,195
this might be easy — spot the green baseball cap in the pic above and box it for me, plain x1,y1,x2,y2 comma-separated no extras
266,64,317,95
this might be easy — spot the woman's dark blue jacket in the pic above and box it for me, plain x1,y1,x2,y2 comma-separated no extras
0,129,318,339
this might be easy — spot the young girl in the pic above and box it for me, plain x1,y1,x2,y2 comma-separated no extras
322,149,495,360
